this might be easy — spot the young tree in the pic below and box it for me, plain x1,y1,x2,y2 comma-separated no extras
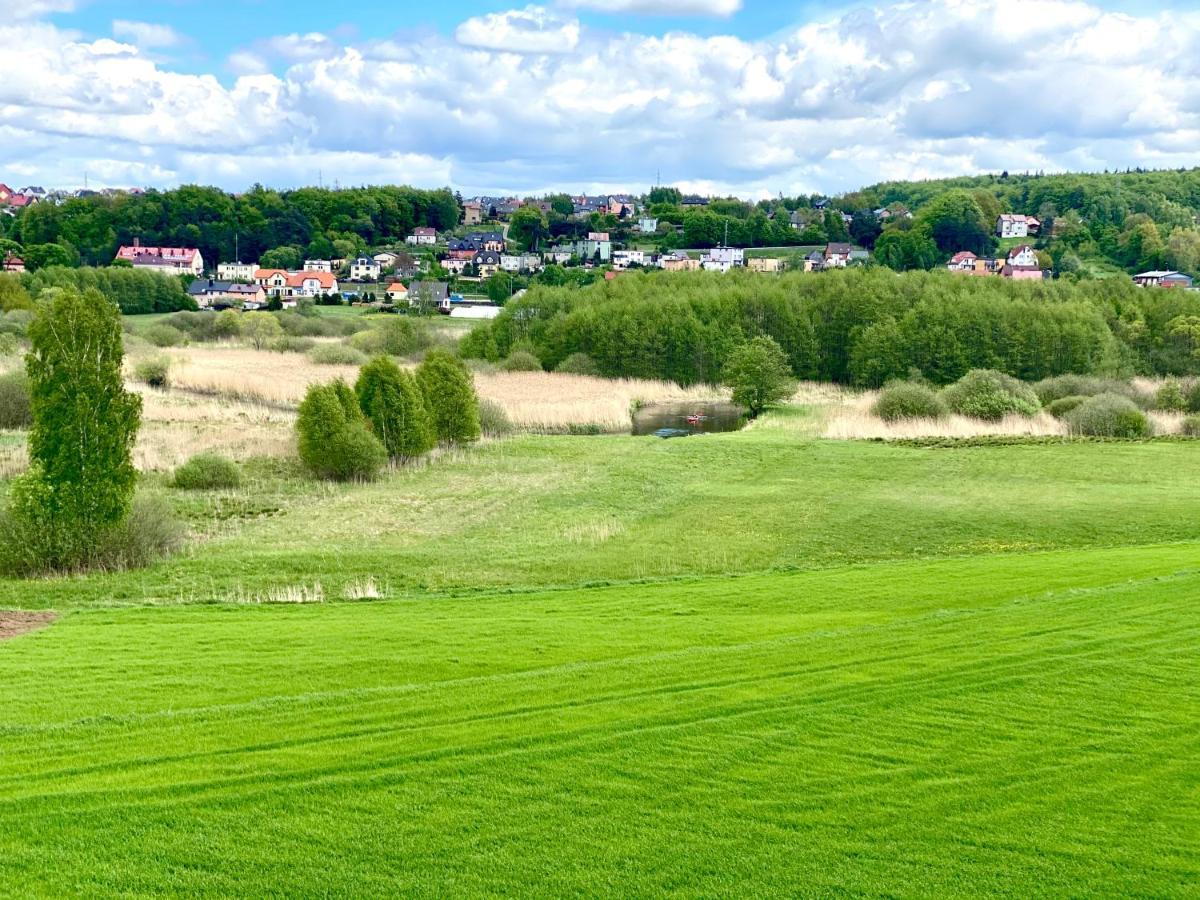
416,350,481,444
241,311,284,349
722,335,797,417
11,288,141,570
296,379,387,481
355,356,435,460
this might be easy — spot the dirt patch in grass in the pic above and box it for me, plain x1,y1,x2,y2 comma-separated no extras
0,611,57,641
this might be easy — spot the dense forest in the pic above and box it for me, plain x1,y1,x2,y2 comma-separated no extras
0,185,459,270
461,269,1200,386
0,267,192,315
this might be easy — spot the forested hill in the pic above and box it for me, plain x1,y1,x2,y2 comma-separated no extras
4,185,460,269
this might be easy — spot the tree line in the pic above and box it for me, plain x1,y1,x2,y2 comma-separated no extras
461,268,1200,387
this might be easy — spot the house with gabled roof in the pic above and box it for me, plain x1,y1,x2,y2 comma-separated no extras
115,239,204,276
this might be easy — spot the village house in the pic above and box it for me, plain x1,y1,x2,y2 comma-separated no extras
406,227,437,246
115,240,204,276
661,251,700,272
0,184,12,204
997,214,1041,238
1006,245,1039,268
349,256,381,282
637,217,659,234
187,279,267,309
442,258,470,276
470,231,506,252
823,243,855,268
385,282,409,304
408,280,451,313
701,247,745,273
543,248,573,266
576,232,612,263
463,201,483,226
612,249,646,269
747,257,785,274
2,252,25,273
500,253,543,274
1133,270,1195,289
304,259,334,273
473,250,502,278
287,271,339,298
254,268,290,295
217,262,257,282
1000,245,1045,280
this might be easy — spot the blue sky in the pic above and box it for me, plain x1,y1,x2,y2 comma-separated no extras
3,0,1199,195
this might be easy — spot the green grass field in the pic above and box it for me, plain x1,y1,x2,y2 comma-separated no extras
2,421,1199,894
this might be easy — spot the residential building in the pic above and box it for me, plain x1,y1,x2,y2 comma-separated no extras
1133,270,1195,288
467,231,506,252
1007,245,1039,268
661,251,700,272
701,247,744,273
747,257,785,274
637,217,659,234
500,254,523,273
304,259,334,273
823,243,855,268
2,252,25,273
385,282,409,303
806,250,826,271
612,249,646,269
254,269,290,294
115,239,204,276
217,262,257,281
0,184,12,204
543,248,573,265
187,279,267,308
473,250,502,278
997,214,1041,238
463,201,483,226
1000,264,1045,281
442,258,470,276
286,271,339,297
576,232,612,263
349,256,381,282
406,227,437,246
408,280,451,313
681,195,709,208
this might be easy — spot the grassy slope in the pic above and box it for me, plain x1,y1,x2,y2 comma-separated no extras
2,428,1200,608
1,544,1197,895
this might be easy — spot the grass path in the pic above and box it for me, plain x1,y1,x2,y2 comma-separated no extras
1,542,1197,895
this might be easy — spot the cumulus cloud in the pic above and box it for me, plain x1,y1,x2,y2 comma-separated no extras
563,0,741,15
455,6,580,54
112,20,182,49
2,0,1200,195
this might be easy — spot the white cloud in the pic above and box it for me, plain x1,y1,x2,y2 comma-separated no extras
0,0,74,20
112,20,182,49
2,0,1200,196
563,0,741,15
456,6,580,54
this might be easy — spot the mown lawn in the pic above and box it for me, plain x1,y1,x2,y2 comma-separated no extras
1,543,1197,895
2,423,1199,894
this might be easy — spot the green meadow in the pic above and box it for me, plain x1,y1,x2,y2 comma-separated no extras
2,421,1199,895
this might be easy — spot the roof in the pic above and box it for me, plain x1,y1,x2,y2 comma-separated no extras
950,251,978,264
412,227,436,236
255,268,288,280
115,245,199,264
825,243,854,255
287,271,337,289
385,282,409,295
408,281,449,302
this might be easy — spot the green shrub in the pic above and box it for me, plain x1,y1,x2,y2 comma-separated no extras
296,379,387,481
271,335,316,354
0,333,19,356
501,350,543,372
416,349,481,444
143,323,186,347
942,370,1041,421
350,318,426,357
0,370,32,429
308,343,368,366
555,352,599,376
1185,381,1200,414
871,382,947,422
1182,415,1200,437
1033,374,1141,406
354,356,435,460
478,398,514,437
172,453,242,490
1046,395,1089,419
1155,380,1189,412
133,357,170,389
1066,393,1153,438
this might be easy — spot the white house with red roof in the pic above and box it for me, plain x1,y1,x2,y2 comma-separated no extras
2,252,24,273
0,184,12,205
1006,245,1039,268
997,214,1041,239
406,227,437,246
286,271,338,297
115,239,204,276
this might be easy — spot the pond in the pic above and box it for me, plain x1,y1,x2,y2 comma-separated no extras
631,401,748,437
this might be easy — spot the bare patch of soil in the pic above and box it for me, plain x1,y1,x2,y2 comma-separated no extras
0,611,57,641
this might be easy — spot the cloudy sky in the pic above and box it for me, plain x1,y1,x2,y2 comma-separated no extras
1,0,1199,197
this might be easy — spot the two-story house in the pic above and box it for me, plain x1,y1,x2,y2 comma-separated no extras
349,256,381,282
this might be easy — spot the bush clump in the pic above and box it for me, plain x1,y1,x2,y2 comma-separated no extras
0,370,32,429
1033,374,1144,407
1185,381,1200,414
0,333,19,356
500,350,543,372
350,318,427,357
416,349,481,444
1182,414,1200,437
133,357,170,388
871,382,948,422
478,398,515,437
1155,380,1189,412
172,453,242,490
143,323,186,348
271,335,316,354
1046,395,1088,419
1066,393,1153,438
942,369,1041,421
296,379,387,481
354,356,434,460
308,343,368,366
555,352,599,376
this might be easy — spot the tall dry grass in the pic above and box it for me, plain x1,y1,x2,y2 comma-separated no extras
822,390,1068,440
165,348,359,406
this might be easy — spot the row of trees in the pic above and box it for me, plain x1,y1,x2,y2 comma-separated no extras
461,268,1200,387
0,184,460,270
